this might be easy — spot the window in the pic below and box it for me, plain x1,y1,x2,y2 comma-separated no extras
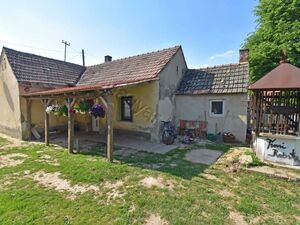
210,100,225,116
121,96,133,121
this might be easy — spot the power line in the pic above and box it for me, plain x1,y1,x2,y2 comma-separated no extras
67,53,81,61
0,40,63,53
0,39,103,65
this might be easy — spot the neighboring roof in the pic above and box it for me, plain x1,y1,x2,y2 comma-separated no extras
3,47,85,86
77,46,181,86
249,62,300,90
177,63,248,94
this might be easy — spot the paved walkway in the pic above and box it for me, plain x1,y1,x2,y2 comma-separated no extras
185,149,223,165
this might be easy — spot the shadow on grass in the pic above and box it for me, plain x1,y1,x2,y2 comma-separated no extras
79,143,212,180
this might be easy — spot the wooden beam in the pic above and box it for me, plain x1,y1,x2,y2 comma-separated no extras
98,95,108,108
41,99,51,146
26,91,105,101
106,94,113,162
66,98,76,153
26,99,32,141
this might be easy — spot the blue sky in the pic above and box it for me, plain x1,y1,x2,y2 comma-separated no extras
0,0,257,68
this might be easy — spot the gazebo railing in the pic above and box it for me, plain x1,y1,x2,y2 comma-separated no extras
250,90,300,135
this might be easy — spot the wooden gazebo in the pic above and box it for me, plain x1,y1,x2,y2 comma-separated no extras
249,61,300,136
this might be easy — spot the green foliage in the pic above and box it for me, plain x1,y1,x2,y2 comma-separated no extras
205,143,231,152
244,0,300,82
245,150,264,167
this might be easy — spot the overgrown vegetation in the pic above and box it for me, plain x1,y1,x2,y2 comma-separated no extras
0,141,299,225
244,150,265,167
244,0,300,82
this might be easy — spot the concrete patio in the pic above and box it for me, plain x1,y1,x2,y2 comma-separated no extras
47,131,178,154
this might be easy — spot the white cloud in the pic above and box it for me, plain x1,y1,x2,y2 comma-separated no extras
209,50,235,60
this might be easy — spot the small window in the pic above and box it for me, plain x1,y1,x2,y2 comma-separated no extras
210,100,224,116
121,96,133,121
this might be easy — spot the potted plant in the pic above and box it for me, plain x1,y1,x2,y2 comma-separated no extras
52,104,61,116
89,104,105,118
74,101,90,114
59,105,68,117
45,105,55,114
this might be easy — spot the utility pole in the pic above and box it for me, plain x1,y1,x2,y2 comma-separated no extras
82,49,85,66
62,40,70,61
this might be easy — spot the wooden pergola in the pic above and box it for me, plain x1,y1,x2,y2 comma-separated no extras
23,85,114,162
249,61,300,136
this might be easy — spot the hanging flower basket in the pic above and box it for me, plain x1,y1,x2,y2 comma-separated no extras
89,104,105,118
46,105,56,114
68,108,76,114
59,105,68,117
74,100,92,114
46,104,68,116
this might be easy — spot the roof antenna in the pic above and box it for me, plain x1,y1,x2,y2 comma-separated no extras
62,40,70,61
280,49,287,64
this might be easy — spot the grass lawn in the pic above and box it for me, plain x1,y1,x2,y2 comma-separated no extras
0,139,299,225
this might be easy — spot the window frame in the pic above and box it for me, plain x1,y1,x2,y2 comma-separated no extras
209,99,225,117
120,96,133,121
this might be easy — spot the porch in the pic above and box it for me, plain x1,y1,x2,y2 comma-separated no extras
22,80,161,162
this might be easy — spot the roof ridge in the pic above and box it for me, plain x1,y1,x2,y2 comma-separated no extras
88,45,181,68
3,46,85,68
197,62,249,70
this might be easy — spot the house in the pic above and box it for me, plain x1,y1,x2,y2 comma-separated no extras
0,46,187,145
0,45,248,159
176,49,249,142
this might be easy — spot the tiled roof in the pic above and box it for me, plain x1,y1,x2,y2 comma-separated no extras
3,47,85,86
177,63,249,94
77,46,180,86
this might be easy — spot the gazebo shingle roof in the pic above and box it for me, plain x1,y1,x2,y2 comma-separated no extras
249,62,300,90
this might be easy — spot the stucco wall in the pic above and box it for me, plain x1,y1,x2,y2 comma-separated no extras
175,93,248,142
0,53,22,138
97,81,159,140
158,48,187,122
20,98,71,139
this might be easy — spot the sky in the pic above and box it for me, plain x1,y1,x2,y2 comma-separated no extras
0,0,258,68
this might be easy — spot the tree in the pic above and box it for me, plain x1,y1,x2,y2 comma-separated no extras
244,0,300,82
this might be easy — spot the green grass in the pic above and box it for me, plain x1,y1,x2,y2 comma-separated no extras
0,137,9,147
244,150,265,167
0,143,299,225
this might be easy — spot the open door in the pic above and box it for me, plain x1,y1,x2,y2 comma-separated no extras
92,117,100,132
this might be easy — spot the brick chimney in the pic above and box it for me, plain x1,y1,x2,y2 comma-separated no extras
104,55,112,63
239,49,249,63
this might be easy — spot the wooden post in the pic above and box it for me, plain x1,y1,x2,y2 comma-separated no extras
26,99,32,141
106,94,113,162
66,98,76,154
41,99,51,146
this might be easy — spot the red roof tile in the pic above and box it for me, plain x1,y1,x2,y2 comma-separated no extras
77,46,180,86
